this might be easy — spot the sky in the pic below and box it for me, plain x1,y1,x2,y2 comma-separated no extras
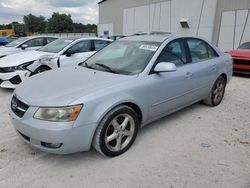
0,0,99,25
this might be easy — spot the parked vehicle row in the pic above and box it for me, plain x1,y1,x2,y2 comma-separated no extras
8,34,233,157
0,36,58,58
0,37,112,88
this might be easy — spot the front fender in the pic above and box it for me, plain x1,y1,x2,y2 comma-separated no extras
26,60,40,72
73,92,148,129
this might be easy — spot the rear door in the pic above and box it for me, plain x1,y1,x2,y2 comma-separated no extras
22,37,46,50
184,38,220,100
59,40,93,67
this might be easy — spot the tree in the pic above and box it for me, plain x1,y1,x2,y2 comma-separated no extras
23,14,46,33
46,12,73,33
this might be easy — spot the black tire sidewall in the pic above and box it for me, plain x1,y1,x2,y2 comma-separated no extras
99,106,139,157
33,66,51,75
211,76,226,106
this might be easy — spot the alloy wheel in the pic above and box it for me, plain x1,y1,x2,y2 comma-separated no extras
104,113,135,152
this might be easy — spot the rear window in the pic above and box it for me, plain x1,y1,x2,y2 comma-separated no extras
187,39,218,63
94,40,111,51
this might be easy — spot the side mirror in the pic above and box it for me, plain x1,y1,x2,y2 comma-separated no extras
65,50,75,57
154,62,177,73
21,44,28,50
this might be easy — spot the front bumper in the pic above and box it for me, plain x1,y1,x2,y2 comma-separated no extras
9,106,98,154
233,64,250,74
0,70,31,89
232,57,250,74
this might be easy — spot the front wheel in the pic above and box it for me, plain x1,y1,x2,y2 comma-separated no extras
93,105,139,157
31,66,51,76
203,76,226,106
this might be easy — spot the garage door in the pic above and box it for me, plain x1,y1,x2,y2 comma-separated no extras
218,10,250,51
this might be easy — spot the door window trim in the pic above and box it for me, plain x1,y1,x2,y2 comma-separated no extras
149,38,190,75
184,37,219,64
63,40,92,55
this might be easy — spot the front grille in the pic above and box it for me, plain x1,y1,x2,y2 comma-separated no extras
233,59,250,66
9,75,22,84
11,95,29,118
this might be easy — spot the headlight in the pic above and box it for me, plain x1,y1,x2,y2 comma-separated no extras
34,105,83,122
1,61,34,72
2,66,22,72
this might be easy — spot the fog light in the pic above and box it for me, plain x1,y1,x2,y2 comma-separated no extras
41,142,63,149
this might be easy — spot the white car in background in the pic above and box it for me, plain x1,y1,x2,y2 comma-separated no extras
0,37,112,88
0,36,58,58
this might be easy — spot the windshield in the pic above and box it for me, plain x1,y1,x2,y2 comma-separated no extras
5,37,28,47
84,40,161,75
38,38,75,53
239,42,250,49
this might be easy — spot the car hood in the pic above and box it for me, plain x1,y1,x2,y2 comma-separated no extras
0,47,16,56
229,49,250,59
15,67,136,106
0,50,53,67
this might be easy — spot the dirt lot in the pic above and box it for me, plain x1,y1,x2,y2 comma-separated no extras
0,76,249,188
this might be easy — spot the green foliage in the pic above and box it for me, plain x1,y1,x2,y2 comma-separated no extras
46,12,73,33
72,23,97,33
23,14,46,33
1,13,97,34
0,22,18,30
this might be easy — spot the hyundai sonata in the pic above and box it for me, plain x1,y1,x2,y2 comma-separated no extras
9,34,232,157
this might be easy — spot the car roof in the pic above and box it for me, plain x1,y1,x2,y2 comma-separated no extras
24,36,58,39
59,37,113,41
120,34,172,43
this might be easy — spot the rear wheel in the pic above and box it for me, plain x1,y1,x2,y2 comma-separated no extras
203,76,226,106
93,105,139,157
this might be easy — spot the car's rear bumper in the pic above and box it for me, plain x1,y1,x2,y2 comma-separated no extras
9,107,98,154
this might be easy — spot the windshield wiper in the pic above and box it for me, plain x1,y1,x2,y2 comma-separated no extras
94,63,118,73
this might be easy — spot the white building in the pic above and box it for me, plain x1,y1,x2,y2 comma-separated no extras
98,0,250,51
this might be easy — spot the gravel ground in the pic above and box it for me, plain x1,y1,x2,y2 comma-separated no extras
0,76,249,188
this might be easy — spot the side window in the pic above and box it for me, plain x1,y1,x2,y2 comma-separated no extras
94,40,111,51
67,40,91,53
24,38,45,47
187,39,218,63
156,40,187,66
46,37,57,44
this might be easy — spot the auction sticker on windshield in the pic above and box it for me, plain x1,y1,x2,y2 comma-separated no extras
139,45,158,51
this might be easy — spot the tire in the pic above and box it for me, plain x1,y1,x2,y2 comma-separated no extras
31,66,51,76
93,105,139,157
203,76,226,106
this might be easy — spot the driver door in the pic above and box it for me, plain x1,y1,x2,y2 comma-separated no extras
147,39,197,118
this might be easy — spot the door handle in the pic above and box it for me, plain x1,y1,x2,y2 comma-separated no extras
185,72,193,79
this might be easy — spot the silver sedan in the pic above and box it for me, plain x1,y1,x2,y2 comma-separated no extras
9,34,232,157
